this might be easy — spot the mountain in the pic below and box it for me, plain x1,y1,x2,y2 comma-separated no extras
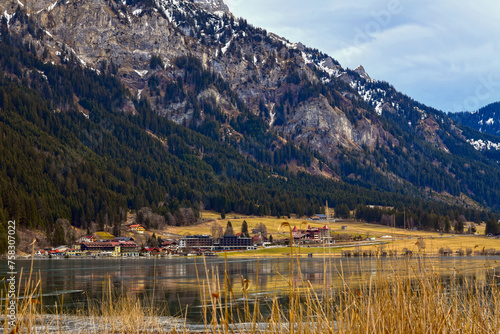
0,0,499,248
451,102,500,137
449,102,500,161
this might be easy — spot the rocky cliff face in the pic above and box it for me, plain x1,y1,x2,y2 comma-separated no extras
1,0,398,159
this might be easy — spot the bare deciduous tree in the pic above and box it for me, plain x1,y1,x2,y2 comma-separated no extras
137,207,167,229
254,222,267,239
211,222,224,239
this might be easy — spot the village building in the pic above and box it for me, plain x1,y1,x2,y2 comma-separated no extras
179,235,214,249
140,247,165,256
310,214,328,221
76,235,96,243
178,235,255,251
252,234,264,246
76,240,139,257
215,235,254,250
292,225,330,242
127,224,146,233
161,239,178,247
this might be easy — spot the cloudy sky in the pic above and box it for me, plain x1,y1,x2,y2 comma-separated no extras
224,0,500,113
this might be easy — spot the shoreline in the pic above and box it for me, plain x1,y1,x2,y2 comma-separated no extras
5,252,500,260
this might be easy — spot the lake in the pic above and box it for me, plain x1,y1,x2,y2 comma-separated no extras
2,255,499,325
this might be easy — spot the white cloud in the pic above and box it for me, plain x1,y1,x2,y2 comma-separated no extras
223,0,500,112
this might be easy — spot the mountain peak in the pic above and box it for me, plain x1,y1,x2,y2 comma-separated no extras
354,65,371,81
192,0,230,16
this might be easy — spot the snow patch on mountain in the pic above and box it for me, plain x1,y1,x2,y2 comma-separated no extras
467,138,500,151
2,10,15,28
317,59,341,79
375,101,383,115
47,1,58,11
269,110,276,126
348,80,391,116
134,70,148,77
36,1,58,14
301,51,313,65
192,0,230,15
221,37,232,54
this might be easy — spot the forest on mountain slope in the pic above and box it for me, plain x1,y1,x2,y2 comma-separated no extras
450,102,500,137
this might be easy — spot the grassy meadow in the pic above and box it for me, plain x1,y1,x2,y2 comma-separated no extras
159,211,497,257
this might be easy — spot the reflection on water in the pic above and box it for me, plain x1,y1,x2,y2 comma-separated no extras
1,256,499,321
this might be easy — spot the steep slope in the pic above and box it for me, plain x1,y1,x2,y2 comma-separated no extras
2,21,478,248
449,102,500,162
451,102,500,137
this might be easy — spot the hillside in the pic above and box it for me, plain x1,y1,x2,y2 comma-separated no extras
451,102,500,137
449,102,500,161
0,0,499,249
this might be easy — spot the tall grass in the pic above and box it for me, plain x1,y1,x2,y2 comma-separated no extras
193,223,500,333
3,235,500,333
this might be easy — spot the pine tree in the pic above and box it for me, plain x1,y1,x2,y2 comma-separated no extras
224,221,234,236
444,217,451,233
485,220,498,235
241,220,249,237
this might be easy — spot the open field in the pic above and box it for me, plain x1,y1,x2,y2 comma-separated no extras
165,211,420,238
359,235,500,255
158,211,499,257
224,246,343,257
163,211,330,238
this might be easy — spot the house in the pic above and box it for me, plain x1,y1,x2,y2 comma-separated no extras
311,214,328,221
66,248,81,256
47,249,63,256
77,236,96,243
161,239,178,247
119,241,140,256
140,247,163,256
127,224,146,233
253,235,264,246
54,245,70,252
291,225,330,242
